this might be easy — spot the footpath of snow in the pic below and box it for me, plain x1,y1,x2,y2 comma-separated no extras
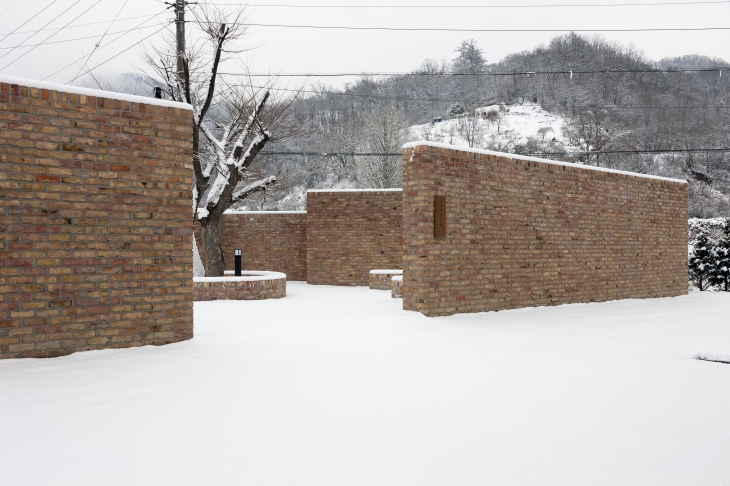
1,284,729,485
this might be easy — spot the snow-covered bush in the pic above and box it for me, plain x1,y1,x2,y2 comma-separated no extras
689,233,714,291
447,102,466,118
709,224,730,291
688,218,729,291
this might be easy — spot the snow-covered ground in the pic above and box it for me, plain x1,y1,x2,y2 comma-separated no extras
409,103,568,152
1,284,729,485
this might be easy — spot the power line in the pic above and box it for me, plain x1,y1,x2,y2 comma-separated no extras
1,0,104,71
239,22,730,33
65,22,172,85
0,0,20,18
209,0,730,7
223,82,730,109
0,0,82,62
73,0,131,81
0,13,167,37
256,148,730,156
0,23,169,51
220,67,730,77
42,14,167,81
0,0,60,46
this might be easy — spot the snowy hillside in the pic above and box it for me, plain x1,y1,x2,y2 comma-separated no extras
407,103,569,154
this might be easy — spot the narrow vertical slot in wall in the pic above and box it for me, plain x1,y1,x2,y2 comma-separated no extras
434,195,446,239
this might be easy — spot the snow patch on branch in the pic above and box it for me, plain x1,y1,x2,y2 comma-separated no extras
232,176,277,201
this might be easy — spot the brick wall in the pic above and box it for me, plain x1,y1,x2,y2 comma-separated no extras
402,143,688,317
307,190,403,286
194,273,286,301
194,211,306,280
0,76,194,359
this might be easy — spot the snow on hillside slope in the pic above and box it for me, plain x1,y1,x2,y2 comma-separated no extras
1,284,729,485
408,103,568,152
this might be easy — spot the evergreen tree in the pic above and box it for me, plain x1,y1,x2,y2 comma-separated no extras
710,221,730,291
689,233,715,290
447,102,466,118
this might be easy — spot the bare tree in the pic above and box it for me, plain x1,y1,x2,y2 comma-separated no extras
457,108,486,148
141,6,300,276
354,102,408,188
563,106,616,163
537,126,554,141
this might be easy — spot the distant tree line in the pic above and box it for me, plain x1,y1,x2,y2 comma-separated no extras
236,33,730,215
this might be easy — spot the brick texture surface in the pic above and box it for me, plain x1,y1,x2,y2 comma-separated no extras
369,271,402,290
307,190,403,286
391,276,402,298
0,81,194,359
194,211,306,280
402,144,688,317
194,277,286,301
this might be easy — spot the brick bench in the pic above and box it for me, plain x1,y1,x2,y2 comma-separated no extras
369,269,403,290
193,271,286,301
391,275,403,298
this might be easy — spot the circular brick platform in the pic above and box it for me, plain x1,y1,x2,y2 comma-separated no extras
369,269,403,290
194,271,286,301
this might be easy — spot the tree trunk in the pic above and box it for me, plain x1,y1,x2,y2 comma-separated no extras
201,215,225,277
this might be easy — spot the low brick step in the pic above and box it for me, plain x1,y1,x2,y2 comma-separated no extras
369,269,403,290
391,275,403,298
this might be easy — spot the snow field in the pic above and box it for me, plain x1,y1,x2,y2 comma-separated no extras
1,284,729,485
409,103,568,150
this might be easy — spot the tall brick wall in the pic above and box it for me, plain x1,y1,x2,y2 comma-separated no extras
402,143,688,317
307,190,403,286
194,211,307,280
0,76,194,359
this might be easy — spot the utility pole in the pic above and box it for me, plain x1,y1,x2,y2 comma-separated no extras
175,0,185,87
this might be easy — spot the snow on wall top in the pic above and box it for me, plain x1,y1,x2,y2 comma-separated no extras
194,271,286,282
307,188,403,193
403,140,687,184
0,74,192,110
223,210,307,215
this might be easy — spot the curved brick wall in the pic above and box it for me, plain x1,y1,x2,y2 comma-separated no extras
194,272,286,301
0,77,194,359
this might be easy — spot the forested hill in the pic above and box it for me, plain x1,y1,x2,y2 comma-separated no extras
244,33,730,217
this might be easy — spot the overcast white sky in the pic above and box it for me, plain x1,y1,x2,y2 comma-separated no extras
1,0,729,91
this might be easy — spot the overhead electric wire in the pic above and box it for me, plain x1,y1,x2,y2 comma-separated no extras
208,0,730,7
218,82,730,110
1,0,104,71
65,22,172,85
220,67,730,77
41,12,167,81
0,0,60,45
256,148,730,156
0,13,167,37
0,23,170,51
0,0,20,17
73,0,130,81
0,0,82,62
235,22,730,33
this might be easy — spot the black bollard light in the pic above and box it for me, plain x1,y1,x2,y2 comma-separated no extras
234,249,242,276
